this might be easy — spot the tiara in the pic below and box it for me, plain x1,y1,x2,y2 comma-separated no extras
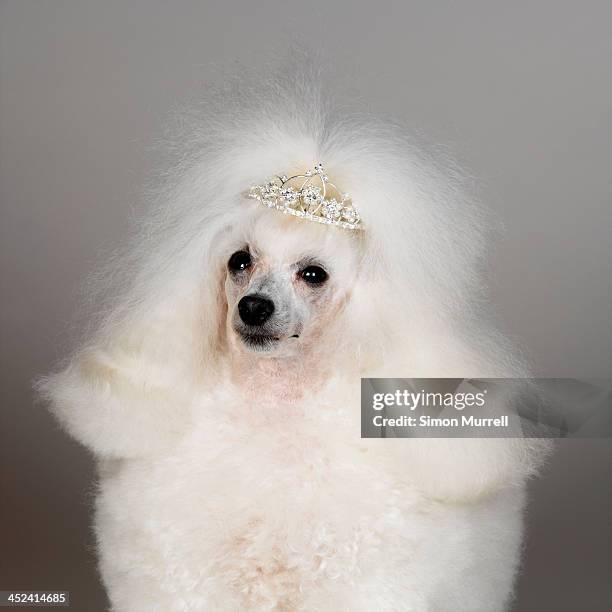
246,163,363,231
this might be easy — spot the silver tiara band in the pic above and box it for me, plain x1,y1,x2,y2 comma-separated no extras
246,163,363,231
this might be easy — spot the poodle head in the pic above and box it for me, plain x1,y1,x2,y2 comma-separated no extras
52,65,510,392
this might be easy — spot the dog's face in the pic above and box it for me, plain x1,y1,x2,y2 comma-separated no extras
223,214,360,357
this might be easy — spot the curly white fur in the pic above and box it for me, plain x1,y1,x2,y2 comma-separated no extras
39,64,549,611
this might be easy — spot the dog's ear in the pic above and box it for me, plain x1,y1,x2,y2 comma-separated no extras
342,255,553,501
38,252,228,459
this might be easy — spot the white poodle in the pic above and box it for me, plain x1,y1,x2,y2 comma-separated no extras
41,70,549,611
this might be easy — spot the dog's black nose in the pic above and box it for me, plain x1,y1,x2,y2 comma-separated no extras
238,295,275,326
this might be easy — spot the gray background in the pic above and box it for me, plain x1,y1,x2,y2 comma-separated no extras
1,1,610,610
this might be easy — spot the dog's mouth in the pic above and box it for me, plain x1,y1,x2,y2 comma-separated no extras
238,332,282,351
236,331,301,352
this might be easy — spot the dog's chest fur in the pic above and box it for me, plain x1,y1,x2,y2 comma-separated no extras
92,383,524,612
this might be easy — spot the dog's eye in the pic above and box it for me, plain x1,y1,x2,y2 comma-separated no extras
299,265,328,285
228,250,252,272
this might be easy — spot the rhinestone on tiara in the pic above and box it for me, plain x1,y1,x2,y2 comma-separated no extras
246,163,363,231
